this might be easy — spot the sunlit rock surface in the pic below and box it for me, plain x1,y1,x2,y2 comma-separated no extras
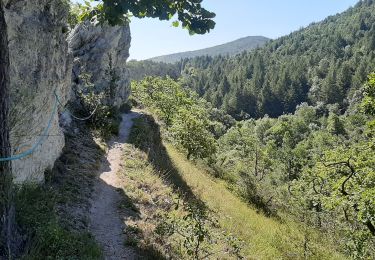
68,18,131,107
5,0,71,183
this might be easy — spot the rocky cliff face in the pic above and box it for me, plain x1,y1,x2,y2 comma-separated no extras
3,1,131,184
68,19,131,107
5,0,71,183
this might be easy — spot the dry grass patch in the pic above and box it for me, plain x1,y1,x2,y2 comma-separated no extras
117,144,177,258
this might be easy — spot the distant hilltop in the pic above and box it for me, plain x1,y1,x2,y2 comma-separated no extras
148,36,270,63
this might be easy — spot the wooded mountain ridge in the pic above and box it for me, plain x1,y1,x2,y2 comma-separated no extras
147,36,269,63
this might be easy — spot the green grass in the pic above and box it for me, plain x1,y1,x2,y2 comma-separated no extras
16,124,104,259
16,185,102,260
119,130,241,259
125,114,347,260
166,145,346,259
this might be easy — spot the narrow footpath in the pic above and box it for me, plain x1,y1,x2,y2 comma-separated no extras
89,112,140,260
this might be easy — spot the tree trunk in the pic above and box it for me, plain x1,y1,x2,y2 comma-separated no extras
0,1,16,257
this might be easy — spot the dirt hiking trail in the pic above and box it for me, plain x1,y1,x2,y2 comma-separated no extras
89,111,141,260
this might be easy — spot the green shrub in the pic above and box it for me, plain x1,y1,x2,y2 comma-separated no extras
156,200,243,259
74,74,122,139
119,102,133,114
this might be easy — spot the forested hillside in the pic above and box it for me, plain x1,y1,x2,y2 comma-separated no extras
178,0,375,118
148,36,269,63
127,60,180,81
130,74,375,259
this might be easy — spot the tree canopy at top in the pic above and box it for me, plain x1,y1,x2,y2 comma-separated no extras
82,0,216,34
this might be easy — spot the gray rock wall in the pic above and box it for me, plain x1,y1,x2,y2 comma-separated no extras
68,19,131,107
4,0,71,183
3,1,131,184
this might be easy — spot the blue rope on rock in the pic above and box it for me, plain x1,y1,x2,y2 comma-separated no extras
0,90,99,162
0,92,58,162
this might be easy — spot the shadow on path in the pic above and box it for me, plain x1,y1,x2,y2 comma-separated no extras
128,114,205,207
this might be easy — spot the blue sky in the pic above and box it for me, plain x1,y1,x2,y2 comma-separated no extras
73,0,359,60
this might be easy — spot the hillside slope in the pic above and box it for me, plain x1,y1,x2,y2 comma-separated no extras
115,114,345,259
148,36,269,63
130,74,375,259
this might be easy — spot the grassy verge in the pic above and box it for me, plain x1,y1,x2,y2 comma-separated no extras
119,114,346,260
117,143,178,259
117,116,244,259
16,123,103,259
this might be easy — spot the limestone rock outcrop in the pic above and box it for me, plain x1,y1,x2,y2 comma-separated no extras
3,1,131,183
68,19,131,107
5,0,71,183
